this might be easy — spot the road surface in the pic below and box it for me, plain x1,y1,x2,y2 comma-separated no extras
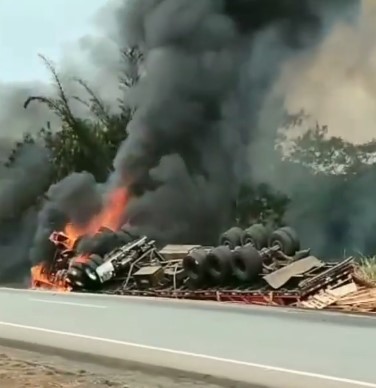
0,288,375,388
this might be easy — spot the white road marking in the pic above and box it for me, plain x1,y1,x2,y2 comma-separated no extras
29,298,106,309
0,321,374,387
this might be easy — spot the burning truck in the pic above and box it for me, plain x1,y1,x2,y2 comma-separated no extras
30,186,376,313
33,222,300,292
24,0,374,313
31,217,369,313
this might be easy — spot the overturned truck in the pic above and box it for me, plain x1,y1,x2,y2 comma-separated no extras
32,224,370,312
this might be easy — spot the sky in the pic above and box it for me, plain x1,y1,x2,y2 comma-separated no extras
0,0,106,83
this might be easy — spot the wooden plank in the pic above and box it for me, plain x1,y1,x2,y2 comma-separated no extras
339,290,376,303
298,258,354,294
331,285,376,312
315,294,337,304
327,282,358,297
301,300,324,309
300,290,339,310
338,298,376,305
299,281,362,311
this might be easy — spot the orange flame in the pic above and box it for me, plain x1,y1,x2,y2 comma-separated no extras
64,187,128,245
31,263,71,291
73,254,90,265
31,187,129,291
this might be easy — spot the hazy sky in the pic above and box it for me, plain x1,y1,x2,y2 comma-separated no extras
0,0,106,83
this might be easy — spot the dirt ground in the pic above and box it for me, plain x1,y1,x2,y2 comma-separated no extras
0,346,244,388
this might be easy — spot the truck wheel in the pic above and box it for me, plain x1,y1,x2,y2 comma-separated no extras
279,226,300,252
67,262,86,288
183,249,208,284
115,230,134,245
241,223,269,249
231,245,263,283
88,254,103,267
120,224,140,239
205,246,233,283
72,235,88,252
82,254,104,289
89,232,121,257
268,227,300,256
218,227,243,249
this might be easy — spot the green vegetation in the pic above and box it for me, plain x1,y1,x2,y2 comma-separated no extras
356,257,376,284
20,54,133,182
4,48,376,245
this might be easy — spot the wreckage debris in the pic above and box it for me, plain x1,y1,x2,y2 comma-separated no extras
298,283,376,313
30,223,376,315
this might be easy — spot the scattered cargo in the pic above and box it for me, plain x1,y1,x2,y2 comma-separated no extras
30,224,376,314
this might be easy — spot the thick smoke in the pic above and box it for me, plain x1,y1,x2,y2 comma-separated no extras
0,142,51,283
277,0,374,144
29,172,102,266
0,2,122,280
29,0,326,262
0,82,57,144
2,0,372,283
248,0,376,257
107,0,337,244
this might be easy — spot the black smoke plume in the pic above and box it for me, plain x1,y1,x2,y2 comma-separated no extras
0,142,51,284
2,0,363,282
108,0,359,244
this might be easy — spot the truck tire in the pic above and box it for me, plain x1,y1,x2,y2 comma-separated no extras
67,262,86,288
183,249,208,284
231,245,263,283
268,227,300,256
82,254,104,289
120,224,140,239
205,246,233,283
218,227,243,249
74,236,92,254
72,235,88,252
241,223,269,250
115,230,134,245
279,226,300,252
89,232,121,257
69,254,104,290
88,253,103,267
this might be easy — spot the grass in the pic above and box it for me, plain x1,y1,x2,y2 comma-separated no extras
356,257,376,284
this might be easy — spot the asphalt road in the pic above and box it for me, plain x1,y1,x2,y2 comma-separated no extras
0,288,375,388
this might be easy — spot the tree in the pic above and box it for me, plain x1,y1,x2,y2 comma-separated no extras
21,55,125,182
273,110,376,257
8,47,144,183
231,110,376,244
278,110,376,176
